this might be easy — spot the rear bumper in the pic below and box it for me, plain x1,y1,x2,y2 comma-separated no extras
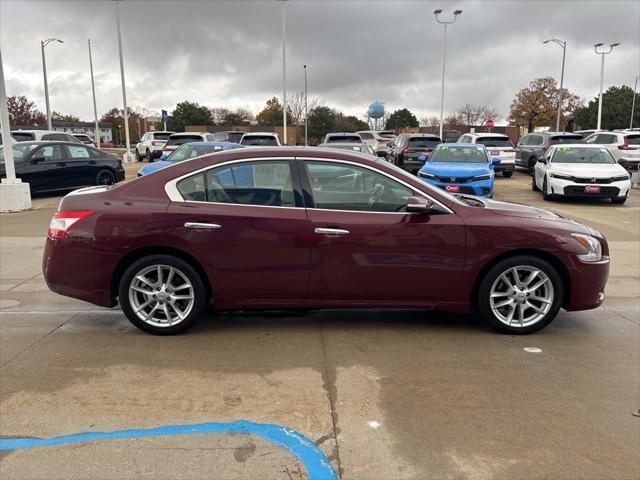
43,237,118,308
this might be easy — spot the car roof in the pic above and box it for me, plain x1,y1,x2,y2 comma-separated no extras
441,143,481,147
175,141,245,147
539,131,584,136
326,132,361,136
170,132,207,137
467,132,509,137
405,133,440,138
242,132,278,136
548,144,605,149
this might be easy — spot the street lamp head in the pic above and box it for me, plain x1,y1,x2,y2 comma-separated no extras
594,42,604,48
433,9,442,15
610,42,620,48
543,40,550,44
453,10,463,15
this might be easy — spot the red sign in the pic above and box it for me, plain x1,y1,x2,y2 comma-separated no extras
584,185,601,193
486,119,494,129
445,185,460,193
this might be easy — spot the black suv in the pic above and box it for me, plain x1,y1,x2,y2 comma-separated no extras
516,132,584,173
387,133,442,174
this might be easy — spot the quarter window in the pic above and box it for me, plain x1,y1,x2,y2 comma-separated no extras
67,145,90,158
305,161,413,213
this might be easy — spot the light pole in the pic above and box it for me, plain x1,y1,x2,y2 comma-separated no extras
594,42,620,131
279,0,289,145
41,38,63,131
88,39,100,149
114,0,133,162
631,75,638,129
543,39,566,132
433,9,462,141
304,64,308,146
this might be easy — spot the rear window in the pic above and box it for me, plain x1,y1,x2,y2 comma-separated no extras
475,136,513,148
167,135,203,146
326,135,361,143
11,132,35,142
153,132,172,141
378,131,395,138
408,137,441,148
626,135,640,145
226,132,244,143
550,135,584,144
241,135,278,146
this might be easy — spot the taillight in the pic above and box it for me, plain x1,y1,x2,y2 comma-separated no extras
402,147,409,154
618,138,630,150
48,210,95,240
506,148,515,152
151,141,157,147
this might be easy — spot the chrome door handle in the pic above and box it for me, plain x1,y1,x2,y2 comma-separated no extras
184,222,222,230
315,227,350,237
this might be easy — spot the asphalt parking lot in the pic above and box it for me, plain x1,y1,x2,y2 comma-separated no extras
0,164,638,479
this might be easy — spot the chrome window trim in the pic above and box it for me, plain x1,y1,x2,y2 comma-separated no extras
164,155,454,215
296,156,454,214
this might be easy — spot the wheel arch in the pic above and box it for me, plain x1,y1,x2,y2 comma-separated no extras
470,249,571,309
110,246,213,304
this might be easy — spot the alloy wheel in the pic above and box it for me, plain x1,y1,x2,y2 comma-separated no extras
128,264,195,328
489,265,554,327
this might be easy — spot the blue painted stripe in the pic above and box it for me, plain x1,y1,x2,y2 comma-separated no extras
0,420,336,480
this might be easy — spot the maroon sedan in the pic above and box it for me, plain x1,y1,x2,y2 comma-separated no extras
43,147,609,335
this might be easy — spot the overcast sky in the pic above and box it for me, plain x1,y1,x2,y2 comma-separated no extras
1,0,638,124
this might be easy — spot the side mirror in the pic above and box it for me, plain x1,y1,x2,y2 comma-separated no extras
537,157,548,164
406,196,436,214
491,157,501,165
418,155,427,162
31,155,46,164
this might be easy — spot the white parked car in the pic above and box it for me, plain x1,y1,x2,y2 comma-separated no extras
457,132,515,177
533,144,631,204
584,130,640,171
135,131,174,162
160,132,215,159
11,130,82,144
239,132,281,146
357,130,396,157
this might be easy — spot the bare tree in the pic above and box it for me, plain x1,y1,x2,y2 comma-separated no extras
456,104,500,127
287,92,320,126
444,112,464,128
209,107,230,125
420,115,440,127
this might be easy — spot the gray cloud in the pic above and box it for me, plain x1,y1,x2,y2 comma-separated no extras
1,0,638,124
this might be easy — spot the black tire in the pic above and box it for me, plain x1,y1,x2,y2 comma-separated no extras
96,169,116,186
146,149,153,162
528,158,536,175
135,149,141,162
531,176,539,191
502,171,513,178
611,197,627,204
542,177,551,201
118,255,207,335
477,255,564,334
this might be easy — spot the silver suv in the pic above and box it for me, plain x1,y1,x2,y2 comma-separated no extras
357,130,396,157
585,130,640,170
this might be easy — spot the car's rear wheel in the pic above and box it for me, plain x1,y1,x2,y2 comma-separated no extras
477,256,563,334
135,149,141,162
611,197,627,204
502,171,513,178
146,149,152,162
118,255,207,335
96,169,116,185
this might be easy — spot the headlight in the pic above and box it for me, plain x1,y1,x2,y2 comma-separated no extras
418,172,436,179
549,172,573,180
611,174,630,182
571,233,602,262
472,173,492,181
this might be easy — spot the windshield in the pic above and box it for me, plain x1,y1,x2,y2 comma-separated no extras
408,137,441,149
475,136,512,148
226,132,244,143
167,135,204,146
377,131,395,138
153,132,172,141
241,135,278,146
551,147,615,164
428,145,488,163
0,144,38,164
550,135,584,144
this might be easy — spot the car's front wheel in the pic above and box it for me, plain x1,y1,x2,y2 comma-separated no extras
502,171,513,178
477,256,563,334
118,255,207,335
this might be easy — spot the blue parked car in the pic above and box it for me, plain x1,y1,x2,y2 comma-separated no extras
417,143,501,197
138,142,245,176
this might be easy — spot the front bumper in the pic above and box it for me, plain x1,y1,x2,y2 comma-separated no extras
418,177,493,196
563,254,610,311
547,177,631,198
115,167,126,182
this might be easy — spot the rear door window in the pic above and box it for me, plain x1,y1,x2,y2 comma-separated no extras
66,145,91,159
34,145,64,161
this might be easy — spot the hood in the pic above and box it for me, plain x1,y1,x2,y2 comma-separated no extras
138,160,174,176
421,161,491,177
476,197,586,229
549,163,627,177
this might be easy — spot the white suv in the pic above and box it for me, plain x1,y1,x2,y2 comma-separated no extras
584,130,640,171
11,130,82,144
135,131,174,162
239,132,281,146
457,132,516,177
357,130,396,157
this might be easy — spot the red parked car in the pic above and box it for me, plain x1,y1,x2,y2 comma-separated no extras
43,147,609,335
